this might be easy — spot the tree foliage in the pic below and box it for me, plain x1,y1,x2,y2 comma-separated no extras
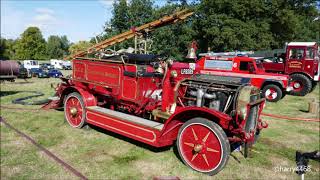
69,41,93,55
46,35,70,59
103,0,319,58
14,27,47,60
0,38,17,60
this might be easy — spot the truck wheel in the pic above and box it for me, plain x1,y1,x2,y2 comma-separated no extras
310,81,318,93
262,84,282,102
64,92,86,128
289,74,312,96
176,118,230,175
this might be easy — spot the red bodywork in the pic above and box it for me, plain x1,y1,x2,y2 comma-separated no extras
262,42,320,82
196,56,291,93
47,56,266,147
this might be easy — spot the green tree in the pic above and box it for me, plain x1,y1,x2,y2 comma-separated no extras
268,0,319,47
128,0,153,27
14,27,47,60
60,35,71,55
69,41,93,55
46,35,64,59
0,38,17,60
110,0,130,33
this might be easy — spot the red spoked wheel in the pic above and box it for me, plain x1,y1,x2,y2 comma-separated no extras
64,92,86,128
177,118,230,175
291,80,303,92
265,87,278,100
262,84,282,102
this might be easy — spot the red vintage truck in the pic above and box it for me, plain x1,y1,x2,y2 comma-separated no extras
261,42,319,96
196,55,293,102
46,53,267,175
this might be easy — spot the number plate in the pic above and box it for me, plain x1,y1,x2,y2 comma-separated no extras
181,69,194,74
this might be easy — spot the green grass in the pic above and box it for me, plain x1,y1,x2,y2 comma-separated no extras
1,72,319,179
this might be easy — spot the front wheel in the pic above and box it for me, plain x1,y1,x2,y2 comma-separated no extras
262,84,282,102
176,118,230,175
64,92,86,128
289,74,312,96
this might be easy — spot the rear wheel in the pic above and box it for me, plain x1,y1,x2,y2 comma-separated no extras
289,74,312,96
64,92,86,128
310,81,318,93
176,118,230,175
262,84,282,102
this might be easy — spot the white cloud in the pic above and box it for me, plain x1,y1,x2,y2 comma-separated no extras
35,7,54,15
99,0,114,9
27,7,61,34
1,2,27,39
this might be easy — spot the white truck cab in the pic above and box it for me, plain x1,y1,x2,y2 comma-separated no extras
50,59,64,69
23,60,39,70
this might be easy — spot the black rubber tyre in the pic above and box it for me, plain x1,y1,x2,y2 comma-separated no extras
289,74,312,96
310,81,318,93
261,84,283,102
176,118,230,176
63,92,86,128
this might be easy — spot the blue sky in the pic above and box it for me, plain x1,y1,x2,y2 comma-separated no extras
1,0,167,43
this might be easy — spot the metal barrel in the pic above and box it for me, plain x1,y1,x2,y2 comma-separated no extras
0,60,20,76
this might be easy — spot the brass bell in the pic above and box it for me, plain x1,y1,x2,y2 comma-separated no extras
186,47,197,59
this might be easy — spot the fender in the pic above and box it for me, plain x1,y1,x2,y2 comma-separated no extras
289,72,313,80
62,86,97,107
262,79,285,89
158,107,232,144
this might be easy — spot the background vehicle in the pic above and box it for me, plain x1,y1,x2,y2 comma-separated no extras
48,69,63,78
256,42,319,96
17,67,30,78
23,60,39,70
197,55,292,102
40,63,54,70
50,59,64,69
29,68,49,78
62,61,72,70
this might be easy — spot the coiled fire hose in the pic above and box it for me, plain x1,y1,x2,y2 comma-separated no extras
11,91,50,105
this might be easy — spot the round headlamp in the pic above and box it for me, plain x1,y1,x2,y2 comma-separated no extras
236,86,252,120
170,70,178,78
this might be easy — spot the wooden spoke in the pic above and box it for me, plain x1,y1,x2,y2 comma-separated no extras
202,154,209,166
207,147,219,153
202,132,210,143
191,128,198,141
191,153,198,162
184,142,195,148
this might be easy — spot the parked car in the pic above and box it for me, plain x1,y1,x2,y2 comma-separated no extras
40,63,54,70
17,67,30,78
62,64,72,70
29,68,49,78
48,69,63,78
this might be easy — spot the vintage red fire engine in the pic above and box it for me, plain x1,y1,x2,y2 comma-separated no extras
44,10,268,175
196,55,293,102
262,42,319,96
47,53,267,175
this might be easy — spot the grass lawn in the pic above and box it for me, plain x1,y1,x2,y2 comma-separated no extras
1,71,319,179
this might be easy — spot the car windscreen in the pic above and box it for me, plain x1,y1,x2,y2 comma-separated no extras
255,59,264,69
204,60,233,70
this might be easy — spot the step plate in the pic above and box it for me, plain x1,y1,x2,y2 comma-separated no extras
86,106,164,130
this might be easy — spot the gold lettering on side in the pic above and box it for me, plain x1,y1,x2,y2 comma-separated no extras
87,71,118,78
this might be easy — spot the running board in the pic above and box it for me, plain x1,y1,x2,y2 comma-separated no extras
86,106,164,130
